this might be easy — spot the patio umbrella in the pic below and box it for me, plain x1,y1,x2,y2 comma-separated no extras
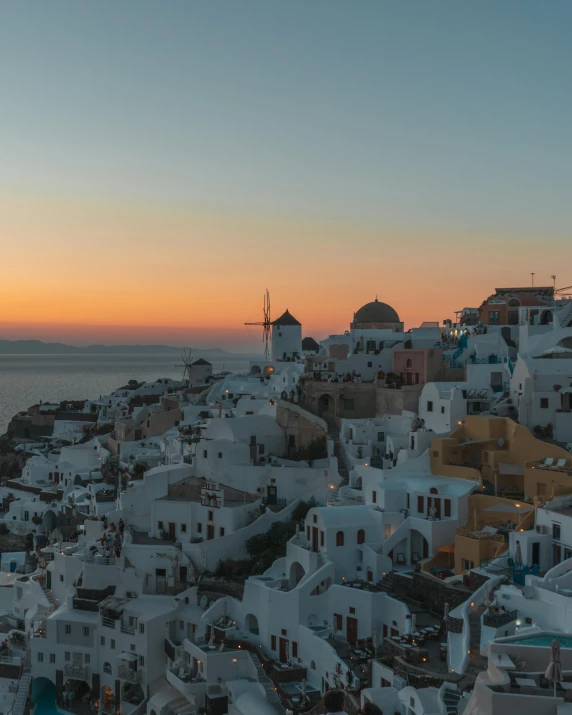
443,603,450,631
514,542,523,568
484,582,494,608
545,639,562,696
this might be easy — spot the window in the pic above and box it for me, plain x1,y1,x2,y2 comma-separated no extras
24,511,29,521
407,493,410,509
208,511,213,521
65,652,70,662
417,496,424,513
320,531,324,547
292,641,298,658
313,514,317,523
372,491,377,503
444,499,451,517
218,452,222,459
60,575,64,582
281,629,287,636
367,361,372,368
158,521,164,530
101,636,105,646
343,399,354,411
336,531,345,547
103,663,112,674
489,311,500,325
271,635,277,650
334,614,343,631
111,639,115,650
50,653,55,663
37,652,44,662
65,625,71,635
85,654,90,664
461,559,474,571
357,529,365,545
540,398,549,409
427,401,433,412
83,626,89,636
197,523,202,533
441,406,445,414
349,607,355,615
180,621,184,629
259,444,265,455
203,450,208,458
139,623,145,634
553,523,562,541
130,644,135,651
430,487,438,494
139,655,145,666
377,431,385,441
181,524,187,533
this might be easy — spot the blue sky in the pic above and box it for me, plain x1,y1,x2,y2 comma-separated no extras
1,0,571,233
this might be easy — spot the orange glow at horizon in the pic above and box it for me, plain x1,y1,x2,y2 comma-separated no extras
1,192,566,349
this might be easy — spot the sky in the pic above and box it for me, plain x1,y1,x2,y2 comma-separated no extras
1,0,571,351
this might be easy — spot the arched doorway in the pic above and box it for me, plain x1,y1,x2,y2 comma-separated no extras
318,393,335,416
410,530,429,563
245,613,259,635
289,561,305,589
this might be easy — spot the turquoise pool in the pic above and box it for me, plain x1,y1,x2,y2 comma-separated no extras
32,679,67,715
509,634,572,648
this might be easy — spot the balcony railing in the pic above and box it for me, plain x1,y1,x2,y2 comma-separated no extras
101,617,116,629
483,610,517,628
121,624,136,635
118,664,142,683
64,664,89,680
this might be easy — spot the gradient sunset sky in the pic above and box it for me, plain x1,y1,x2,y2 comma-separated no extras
1,1,571,351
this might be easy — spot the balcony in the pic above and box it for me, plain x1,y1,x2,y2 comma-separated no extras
101,617,117,629
165,667,204,694
483,609,517,628
121,624,136,635
118,664,142,683
64,664,89,681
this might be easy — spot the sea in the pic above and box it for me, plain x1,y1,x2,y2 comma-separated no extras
0,353,255,436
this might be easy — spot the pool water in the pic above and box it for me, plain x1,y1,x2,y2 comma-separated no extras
509,634,572,648
32,679,67,715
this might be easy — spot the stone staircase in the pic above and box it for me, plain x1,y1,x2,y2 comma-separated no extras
11,669,31,715
248,651,280,704
41,585,58,610
442,688,463,715
466,607,487,675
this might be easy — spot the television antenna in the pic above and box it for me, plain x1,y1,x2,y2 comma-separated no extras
244,289,271,359
176,348,193,386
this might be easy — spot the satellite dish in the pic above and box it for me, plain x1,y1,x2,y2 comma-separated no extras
522,586,534,599
497,438,505,447
199,595,208,608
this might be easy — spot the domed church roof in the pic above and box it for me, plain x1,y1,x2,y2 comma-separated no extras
354,298,400,324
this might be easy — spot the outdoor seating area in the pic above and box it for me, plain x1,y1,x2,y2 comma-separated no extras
530,458,571,474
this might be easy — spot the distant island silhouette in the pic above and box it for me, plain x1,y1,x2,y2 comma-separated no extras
0,339,231,355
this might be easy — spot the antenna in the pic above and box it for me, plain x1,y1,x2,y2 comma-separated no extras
244,289,272,359
552,274,557,290
531,272,535,287
176,348,193,386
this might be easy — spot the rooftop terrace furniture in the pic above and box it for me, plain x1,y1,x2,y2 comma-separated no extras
544,458,555,466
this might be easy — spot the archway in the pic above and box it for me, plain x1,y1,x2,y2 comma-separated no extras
289,561,306,589
43,509,57,533
410,530,429,563
318,394,335,417
245,613,259,635
250,365,261,375
540,310,553,325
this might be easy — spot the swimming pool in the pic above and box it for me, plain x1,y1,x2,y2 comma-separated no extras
508,634,572,648
32,679,67,715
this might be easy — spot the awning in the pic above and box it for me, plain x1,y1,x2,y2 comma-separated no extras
497,462,524,476
437,545,455,553
117,652,138,662
484,502,532,514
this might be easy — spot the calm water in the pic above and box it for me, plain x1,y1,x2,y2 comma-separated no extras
509,634,572,648
0,353,254,436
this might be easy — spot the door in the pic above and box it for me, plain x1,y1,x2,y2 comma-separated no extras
346,617,358,646
156,569,166,594
279,637,289,664
168,522,176,540
266,486,277,505
207,524,215,540
179,566,187,583
554,543,562,567
73,652,82,667
532,542,540,566
312,527,319,552
46,570,51,589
